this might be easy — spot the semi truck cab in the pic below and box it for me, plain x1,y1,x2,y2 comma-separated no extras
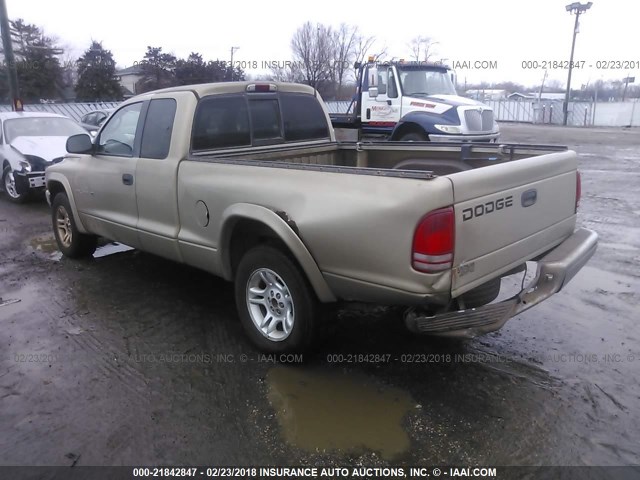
330,61,500,142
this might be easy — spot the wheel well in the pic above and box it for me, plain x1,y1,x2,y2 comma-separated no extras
228,219,291,279
391,122,428,141
47,181,66,200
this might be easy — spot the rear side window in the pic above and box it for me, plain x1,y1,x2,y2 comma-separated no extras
249,99,282,141
192,95,250,150
280,94,329,141
82,112,96,125
141,99,177,159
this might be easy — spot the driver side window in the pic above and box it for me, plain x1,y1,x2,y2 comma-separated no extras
377,69,388,95
97,103,142,157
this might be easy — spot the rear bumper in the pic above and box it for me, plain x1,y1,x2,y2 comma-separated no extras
429,132,500,143
405,228,598,337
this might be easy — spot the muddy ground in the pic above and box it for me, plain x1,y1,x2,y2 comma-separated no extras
1,123,639,468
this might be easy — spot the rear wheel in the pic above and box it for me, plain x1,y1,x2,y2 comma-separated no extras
235,245,320,353
399,132,428,142
2,166,29,203
51,193,97,258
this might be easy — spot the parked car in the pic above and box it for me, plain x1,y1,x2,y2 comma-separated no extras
46,82,597,352
79,109,115,134
1,112,88,203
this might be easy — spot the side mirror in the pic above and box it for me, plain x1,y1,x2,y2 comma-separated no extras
66,134,93,154
368,87,379,98
368,66,378,87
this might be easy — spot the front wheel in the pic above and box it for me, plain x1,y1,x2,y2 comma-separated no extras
51,192,97,258
2,166,29,203
398,132,428,142
234,245,320,353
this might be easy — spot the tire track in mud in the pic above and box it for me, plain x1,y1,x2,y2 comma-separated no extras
466,344,559,390
60,313,153,402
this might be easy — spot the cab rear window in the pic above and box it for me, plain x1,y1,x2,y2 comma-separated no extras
192,96,250,150
191,91,328,151
281,93,329,141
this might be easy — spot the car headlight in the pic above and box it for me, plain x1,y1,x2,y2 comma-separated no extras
18,160,32,172
434,124,462,134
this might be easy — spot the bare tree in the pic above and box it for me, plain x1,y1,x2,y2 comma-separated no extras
290,22,334,91
331,23,360,98
353,34,385,65
285,22,384,98
267,62,304,83
351,35,386,85
408,35,438,62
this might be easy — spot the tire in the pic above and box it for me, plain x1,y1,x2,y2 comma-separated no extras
399,132,428,142
2,166,29,203
51,192,97,258
235,245,320,353
457,277,501,309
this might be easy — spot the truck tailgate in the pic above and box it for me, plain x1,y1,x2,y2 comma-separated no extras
450,149,579,297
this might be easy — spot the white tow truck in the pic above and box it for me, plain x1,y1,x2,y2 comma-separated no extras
330,60,500,142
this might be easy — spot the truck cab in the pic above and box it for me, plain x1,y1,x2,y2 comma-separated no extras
331,61,500,143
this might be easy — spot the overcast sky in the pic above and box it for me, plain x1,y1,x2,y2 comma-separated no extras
8,0,640,89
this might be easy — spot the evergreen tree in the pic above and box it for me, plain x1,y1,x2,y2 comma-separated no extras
75,41,122,101
138,46,177,93
175,52,209,85
6,19,65,101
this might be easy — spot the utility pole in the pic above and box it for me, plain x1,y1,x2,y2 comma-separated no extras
563,2,592,126
0,0,22,110
230,46,239,81
538,69,548,103
621,75,635,101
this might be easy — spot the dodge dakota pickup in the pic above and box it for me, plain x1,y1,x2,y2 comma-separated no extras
45,81,597,352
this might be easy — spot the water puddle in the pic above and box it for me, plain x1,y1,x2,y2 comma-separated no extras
30,234,59,254
266,366,416,459
0,283,41,316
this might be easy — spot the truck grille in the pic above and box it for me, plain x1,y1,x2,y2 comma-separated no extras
463,108,494,132
482,110,494,130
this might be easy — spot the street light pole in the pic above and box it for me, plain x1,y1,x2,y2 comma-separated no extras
563,2,592,126
230,46,239,81
0,0,21,110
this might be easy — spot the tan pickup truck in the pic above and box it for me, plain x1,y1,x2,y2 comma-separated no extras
45,81,597,352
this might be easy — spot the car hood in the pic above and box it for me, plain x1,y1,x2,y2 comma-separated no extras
10,136,69,162
419,94,486,107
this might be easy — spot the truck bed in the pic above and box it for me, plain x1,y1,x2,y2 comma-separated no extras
185,141,578,301
190,141,568,177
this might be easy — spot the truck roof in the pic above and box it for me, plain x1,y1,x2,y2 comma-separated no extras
131,81,317,101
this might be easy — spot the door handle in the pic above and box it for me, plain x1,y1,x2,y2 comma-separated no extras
122,174,134,186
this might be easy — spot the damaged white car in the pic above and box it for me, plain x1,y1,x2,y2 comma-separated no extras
1,112,87,203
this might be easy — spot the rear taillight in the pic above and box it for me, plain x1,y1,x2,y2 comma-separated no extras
575,171,581,212
412,206,455,273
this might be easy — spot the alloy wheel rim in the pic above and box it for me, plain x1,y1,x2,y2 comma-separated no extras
55,206,73,248
4,171,19,198
246,268,294,341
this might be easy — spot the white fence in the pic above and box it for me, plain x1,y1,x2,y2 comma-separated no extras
325,99,640,128
590,101,640,127
3,99,638,128
487,99,639,127
0,102,121,122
